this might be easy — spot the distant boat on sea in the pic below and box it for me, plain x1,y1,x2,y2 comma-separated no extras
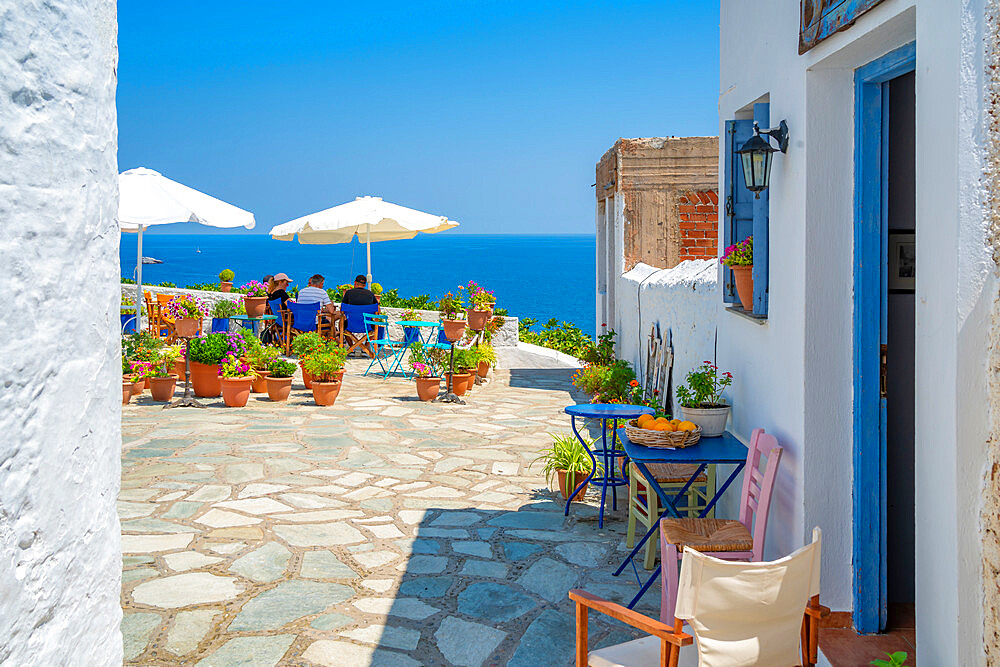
196,247,201,253
141,256,162,264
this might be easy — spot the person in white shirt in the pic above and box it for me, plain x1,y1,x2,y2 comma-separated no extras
296,274,336,315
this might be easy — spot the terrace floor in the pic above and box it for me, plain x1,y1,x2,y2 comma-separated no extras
119,351,659,666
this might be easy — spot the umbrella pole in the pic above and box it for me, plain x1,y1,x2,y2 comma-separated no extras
366,227,372,285
136,225,144,332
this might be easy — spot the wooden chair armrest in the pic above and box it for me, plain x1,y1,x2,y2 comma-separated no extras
568,590,692,646
804,596,830,619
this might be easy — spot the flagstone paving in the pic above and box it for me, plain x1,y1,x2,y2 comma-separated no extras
120,356,658,666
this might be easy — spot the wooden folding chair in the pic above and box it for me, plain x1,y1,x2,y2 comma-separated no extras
570,528,828,666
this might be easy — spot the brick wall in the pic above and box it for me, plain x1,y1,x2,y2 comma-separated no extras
678,190,719,262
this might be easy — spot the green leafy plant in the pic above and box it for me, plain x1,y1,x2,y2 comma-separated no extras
628,380,668,418
572,360,637,403
675,362,732,408
302,343,348,381
379,289,434,309
401,308,419,321
720,236,753,267
122,331,163,361
211,299,241,318
469,343,497,369
871,651,909,667
166,294,210,320
121,294,136,314
533,433,601,490
121,354,132,376
219,354,252,379
370,282,383,295
239,280,268,297
291,332,325,357
219,269,235,282
268,359,297,378
461,280,496,309
151,345,182,377
579,329,617,366
438,291,465,320
187,333,232,365
247,344,281,372
519,317,595,359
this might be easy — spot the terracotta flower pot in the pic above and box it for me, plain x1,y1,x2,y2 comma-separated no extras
416,376,441,401
142,376,150,390
466,308,492,331
458,368,475,393
128,376,143,396
266,375,294,401
174,317,199,338
477,360,491,378
221,376,253,407
122,381,133,405
731,264,754,311
173,359,187,378
557,469,590,501
445,372,471,397
300,363,313,389
189,361,222,397
244,296,267,318
251,370,271,393
442,319,467,342
220,281,233,293
311,380,342,406
149,375,178,402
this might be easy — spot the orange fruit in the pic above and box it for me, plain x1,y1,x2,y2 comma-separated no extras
658,422,677,432
670,419,681,425
643,422,659,430
636,414,654,426
677,421,697,432
654,416,669,424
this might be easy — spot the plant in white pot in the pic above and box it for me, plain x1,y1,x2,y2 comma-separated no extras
676,362,733,437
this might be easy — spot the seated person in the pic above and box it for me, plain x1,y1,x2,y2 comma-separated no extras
267,273,291,306
296,274,337,315
341,274,378,307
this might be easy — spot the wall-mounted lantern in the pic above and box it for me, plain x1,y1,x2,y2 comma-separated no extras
736,120,789,198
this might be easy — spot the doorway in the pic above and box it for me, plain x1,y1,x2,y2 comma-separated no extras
852,43,915,634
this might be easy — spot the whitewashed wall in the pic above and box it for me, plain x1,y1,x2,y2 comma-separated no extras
614,261,719,413
721,0,992,660
0,1,122,665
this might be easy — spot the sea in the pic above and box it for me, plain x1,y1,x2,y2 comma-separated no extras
120,234,597,335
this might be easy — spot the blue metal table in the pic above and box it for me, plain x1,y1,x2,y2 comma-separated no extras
615,428,748,608
563,404,655,528
398,320,449,375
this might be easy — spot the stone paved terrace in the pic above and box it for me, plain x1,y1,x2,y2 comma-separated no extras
120,352,660,666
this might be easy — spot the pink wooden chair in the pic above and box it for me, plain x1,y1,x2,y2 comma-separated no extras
658,428,784,619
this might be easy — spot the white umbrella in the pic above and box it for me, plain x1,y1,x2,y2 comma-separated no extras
268,196,459,283
119,167,255,329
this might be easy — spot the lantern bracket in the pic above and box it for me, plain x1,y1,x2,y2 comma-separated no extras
757,120,789,153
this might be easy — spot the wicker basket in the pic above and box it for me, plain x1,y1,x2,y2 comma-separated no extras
624,419,702,449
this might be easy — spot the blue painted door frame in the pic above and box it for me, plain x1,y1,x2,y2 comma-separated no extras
853,41,915,634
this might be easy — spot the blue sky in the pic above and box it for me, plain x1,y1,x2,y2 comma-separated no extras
118,1,719,235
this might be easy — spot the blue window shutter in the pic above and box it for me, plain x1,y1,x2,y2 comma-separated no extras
752,102,769,316
724,119,754,303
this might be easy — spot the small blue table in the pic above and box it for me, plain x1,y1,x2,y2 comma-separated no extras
563,404,655,528
230,313,277,336
615,429,748,608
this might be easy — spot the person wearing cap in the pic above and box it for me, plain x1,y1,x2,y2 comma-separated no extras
297,274,337,315
341,274,378,306
267,273,291,306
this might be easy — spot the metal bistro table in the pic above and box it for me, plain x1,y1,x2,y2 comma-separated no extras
230,313,277,337
615,429,748,608
563,404,655,529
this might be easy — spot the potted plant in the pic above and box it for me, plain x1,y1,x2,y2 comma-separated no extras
247,344,281,392
211,299,240,333
455,348,478,393
303,344,347,406
219,354,254,407
401,308,421,343
408,344,440,401
219,268,235,293
127,360,151,396
534,433,600,501
166,294,209,338
148,346,181,401
186,332,239,397
240,280,269,318
720,236,753,311
462,281,496,331
471,342,497,378
439,291,467,341
265,359,297,401
291,332,325,388
371,282,384,303
122,355,136,404
676,362,733,437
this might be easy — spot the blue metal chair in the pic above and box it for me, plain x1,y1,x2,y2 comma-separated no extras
362,312,408,378
340,303,380,357
286,301,320,354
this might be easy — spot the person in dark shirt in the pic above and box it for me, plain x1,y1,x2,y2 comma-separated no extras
267,273,291,306
341,274,378,306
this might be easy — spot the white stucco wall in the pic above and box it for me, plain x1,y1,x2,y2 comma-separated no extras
721,0,991,660
614,261,719,412
0,2,122,665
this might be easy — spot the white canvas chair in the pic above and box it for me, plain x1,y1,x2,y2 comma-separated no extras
570,528,828,667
